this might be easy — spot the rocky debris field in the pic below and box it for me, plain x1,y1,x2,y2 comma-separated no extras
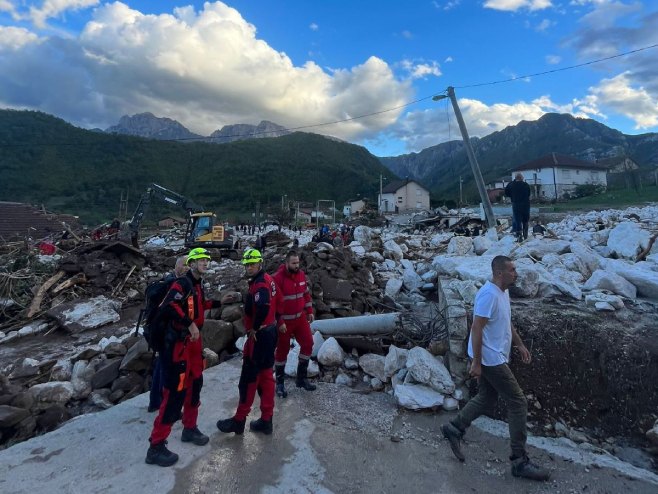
1,205,658,474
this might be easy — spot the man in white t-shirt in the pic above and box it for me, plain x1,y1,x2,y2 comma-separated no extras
441,256,550,481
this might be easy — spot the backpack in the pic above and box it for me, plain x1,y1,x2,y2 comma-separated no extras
136,274,190,352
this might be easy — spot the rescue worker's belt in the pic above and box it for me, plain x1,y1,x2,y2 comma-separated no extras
283,293,304,300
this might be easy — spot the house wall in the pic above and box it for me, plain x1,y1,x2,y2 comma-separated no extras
350,199,366,214
512,167,607,199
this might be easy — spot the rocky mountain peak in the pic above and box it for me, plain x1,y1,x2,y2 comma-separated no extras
105,113,202,141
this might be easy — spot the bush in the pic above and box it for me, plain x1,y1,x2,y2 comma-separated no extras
573,183,606,198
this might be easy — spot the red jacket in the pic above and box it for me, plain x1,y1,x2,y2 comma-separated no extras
161,271,216,331
244,269,279,331
272,264,313,323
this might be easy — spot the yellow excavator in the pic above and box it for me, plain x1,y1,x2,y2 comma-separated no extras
124,183,237,256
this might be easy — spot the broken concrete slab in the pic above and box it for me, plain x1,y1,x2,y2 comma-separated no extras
47,296,121,334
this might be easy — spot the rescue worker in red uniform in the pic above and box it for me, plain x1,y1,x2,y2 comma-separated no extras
272,250,316,398
217,248,280,435
145,248,220,467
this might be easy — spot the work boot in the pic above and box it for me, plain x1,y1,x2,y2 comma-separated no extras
181,426,209,446
441,423,465,462
250,417,273,435
145,441,179,467
216,417,246,435
275,364,288,398
511,455,551,481
295,359,316,391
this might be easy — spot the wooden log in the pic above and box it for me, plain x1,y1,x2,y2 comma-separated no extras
112,265,136,296
636,233,658,263
26,270,65,318
52,273,87,294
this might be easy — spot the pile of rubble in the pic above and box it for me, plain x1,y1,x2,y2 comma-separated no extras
2,206,658,468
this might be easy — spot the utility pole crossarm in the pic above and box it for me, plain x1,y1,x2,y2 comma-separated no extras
444,87,497,229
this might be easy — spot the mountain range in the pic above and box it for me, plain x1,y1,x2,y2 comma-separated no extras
381,113,658,199
105,112,290,143
1,109,657,225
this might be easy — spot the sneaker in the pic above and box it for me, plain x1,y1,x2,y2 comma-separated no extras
276,382,288,398
181,427,209,446
216,417,245,435
511,456,551,481
441,423,465,462
249,418,273,435
145,441,179,467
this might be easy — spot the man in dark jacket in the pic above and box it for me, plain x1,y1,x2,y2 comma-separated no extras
217,248,280,435
272,250,316,398
145,248,221,467
505,174,531,241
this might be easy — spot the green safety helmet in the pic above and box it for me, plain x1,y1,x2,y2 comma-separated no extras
242,248,263,265
187,247,211,264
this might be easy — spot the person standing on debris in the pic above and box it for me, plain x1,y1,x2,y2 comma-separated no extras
148,256,189,413
441,255,550,481
145,248,221,467
217,248,280,435
272,250,316,398
505,173,531,241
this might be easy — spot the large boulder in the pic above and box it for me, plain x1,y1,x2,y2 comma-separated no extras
90,358,122,390
46,296,121,334
509,264,539,298
406,347,455,395
454,256,494,285
358,354,387,382
447,236,473,256
385,278,403,298
607,222,651,259
202,319,235,354
384,345,409,379
28,382,74,410
50,359,73,382
71,360,93,399
512,239,571,260
582,269,637,299
317,337,345,367
353,226,378,251
394,383,444,410
383,239,404,261
472,236,493,255
604,259,658,300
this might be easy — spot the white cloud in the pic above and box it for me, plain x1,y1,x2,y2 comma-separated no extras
309,22,318,31
484,0,552,12
589,72,658,128
401,30,413,39
444,56,453,63
0,26,40,50
545,54,561,64
390,94,603,152
29,0,100,28
0,1,412,141
400,59,442,79
535,18,554,32
0,0,17,15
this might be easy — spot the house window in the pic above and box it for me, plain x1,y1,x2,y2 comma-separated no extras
576,170,580,175
397,197,403,203
416,189,422,196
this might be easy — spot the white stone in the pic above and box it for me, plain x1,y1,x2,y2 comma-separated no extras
359,353,387,382
51,359,73,382
472,236,493,255
235,336,247,352
421,270,438,282
384,239,404,261
559,253,589,278
432,255,459,277
604,259,658,300
585,292,625,310
512,239,571,260
570,241,604,275
344,357,359,370
406,347,455,395
385,278,403,298
594,302,615,311
311,330,324,358
402,267,423,291
429,233,453,247
370,378,384,391
384,345,408,379
335,373,353,386
56,296,121,333
28,382,74,409
442,397,459,411
447,236,473,256
284,341,301,377
71,360,93,399
583,269,637,299
9,358,41,378
348,244,366,257
394,383,445,410
317,337,345,367
454,256,495,285
509,264,539,298
446,279,480,304
483,235,518,257
607,222,651,259
365,251,385,262
17,321,49,337
646,422,658,446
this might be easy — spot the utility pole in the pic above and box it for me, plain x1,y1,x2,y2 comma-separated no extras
435,87,496,229
379,174,383,214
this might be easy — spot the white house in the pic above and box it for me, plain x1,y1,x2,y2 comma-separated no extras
511,153,608,200
378,179,430,213
343,199,367,217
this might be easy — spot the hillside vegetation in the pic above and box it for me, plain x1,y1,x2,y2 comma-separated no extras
0,110,395,223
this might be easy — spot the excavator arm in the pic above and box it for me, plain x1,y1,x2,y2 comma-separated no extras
128,183,203,237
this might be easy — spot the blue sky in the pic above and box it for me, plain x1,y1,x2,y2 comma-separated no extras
1,0,657,156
